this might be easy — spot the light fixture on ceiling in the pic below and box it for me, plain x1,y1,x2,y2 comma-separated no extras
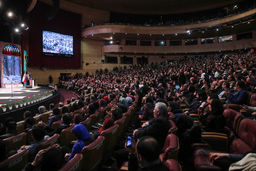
216,28,219,32
186,30,191,35
20,23,25,28
14,28,20,33
7,11,14,18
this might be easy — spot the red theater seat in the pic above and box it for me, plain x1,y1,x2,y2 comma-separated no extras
100,124,119,154
60,125,75,147
250,93,256,107
3,132,27,153
81,136,105,171
164,159,182,171
59,153,83,171
160,133,179,161
0,150,29,171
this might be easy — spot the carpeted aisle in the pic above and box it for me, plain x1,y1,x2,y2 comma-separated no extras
58,88,79,105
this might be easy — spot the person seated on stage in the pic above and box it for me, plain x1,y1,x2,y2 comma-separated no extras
128,136,169,171
65,123,92,161
0,118,17,139
38,106,47,114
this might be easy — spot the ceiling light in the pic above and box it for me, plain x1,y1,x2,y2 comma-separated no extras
7,11,14,18
110,36,113,40
110,40,113,44
247,21,250,24
175,33,178,36
216,28,219,32
20,23,25,27
14,28,19,33
231,25,234,28
186,30,191,35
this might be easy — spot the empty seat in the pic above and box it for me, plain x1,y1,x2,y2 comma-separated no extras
0,150,29,171
59,153,83,171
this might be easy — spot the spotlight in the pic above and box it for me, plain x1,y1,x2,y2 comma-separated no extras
20,23,25,28
110,36,113,40
216,28,219,32
7,11,14,18
110,40,113,44
160,41,165,45
14,28,20,33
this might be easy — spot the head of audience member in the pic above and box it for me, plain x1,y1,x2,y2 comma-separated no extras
136,136,161,166
74,114,84,124
62,113,72,126
209,98,224,116
66,99,71,104
153,102,168,118
49,103,55,111
4,118,16,133
61,106,69,114
24,117,35,130
53,108,60,116
40,144,66,171
38,106,47,114
72,124,91,141
58,102,64,108
24,111,33,119
32,124,46,142
111,107,122,121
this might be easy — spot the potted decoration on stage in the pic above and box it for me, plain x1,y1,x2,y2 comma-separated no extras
0,104,7,112
7,104,14,110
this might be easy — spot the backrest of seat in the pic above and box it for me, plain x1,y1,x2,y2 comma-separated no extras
59,153,83,171
164,159,182,171
16,120,25,133
81,136,105,171
100,124,119,154
201,132,229,152
60,125,75,147
0,150,28,171
168,120,178,134
52,120,62,130
250,93,256,107
223,109,242,129
38,134,60,150
162,133,179,160
114,116,127,138
80,117,92,130
33,115,41,123
3,132,27,152
237,118,256,150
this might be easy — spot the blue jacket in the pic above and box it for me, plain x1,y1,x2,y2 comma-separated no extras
68,124,91,161
228,89,248,105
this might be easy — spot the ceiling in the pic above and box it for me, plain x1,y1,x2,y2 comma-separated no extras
69,0,242,14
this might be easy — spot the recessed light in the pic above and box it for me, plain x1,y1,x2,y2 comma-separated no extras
21,23,25,27
7,11,14,18
14,28,19,33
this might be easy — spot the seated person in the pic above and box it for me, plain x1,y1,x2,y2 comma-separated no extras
98,107,122,134
0,118,17,139
24,144,66,171
133,102,170,149
38,106,47,114
47,108,61,128
227,81,249,105
19,124,49,161
65,123,92,161
55,113,73,134
128,136,169,171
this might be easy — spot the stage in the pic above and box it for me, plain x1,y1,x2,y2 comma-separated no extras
0,84,53,105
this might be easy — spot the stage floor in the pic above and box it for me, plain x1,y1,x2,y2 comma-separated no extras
0,85,52,105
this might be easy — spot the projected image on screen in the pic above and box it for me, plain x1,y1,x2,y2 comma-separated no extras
42,31,73,56
3,56,21,84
